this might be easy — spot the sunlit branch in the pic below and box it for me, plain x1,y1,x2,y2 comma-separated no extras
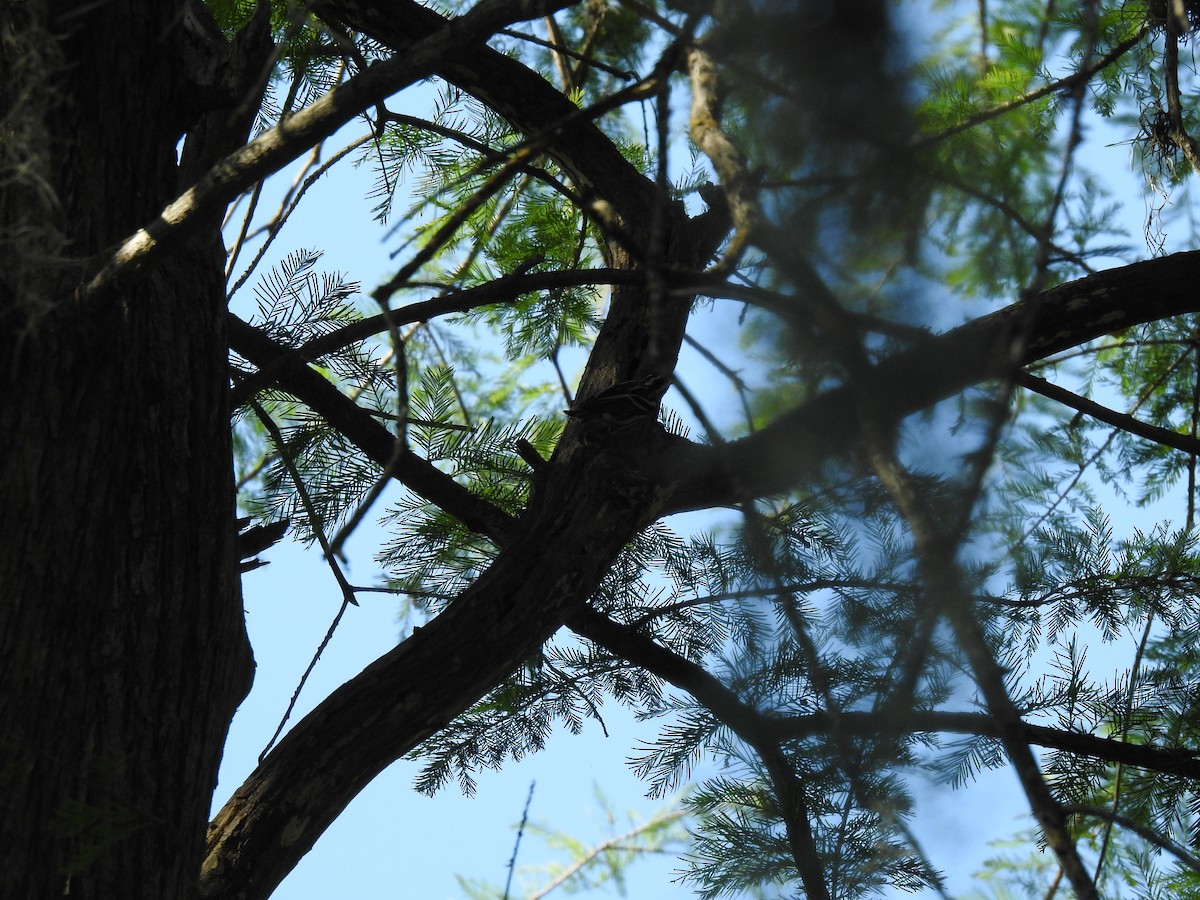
567,0,617,88
528,810,688,900
1162,11,1200,174
687,42,758,272
542,12,574,91
81,0,576,299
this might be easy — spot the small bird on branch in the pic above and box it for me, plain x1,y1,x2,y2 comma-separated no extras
236,518,289,573
564,374,670,431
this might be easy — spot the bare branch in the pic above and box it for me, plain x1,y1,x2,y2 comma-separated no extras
228,315,517,543
1018,371,1200,455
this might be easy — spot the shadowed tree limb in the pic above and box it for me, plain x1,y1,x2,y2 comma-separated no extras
213,243,1200,899
201,3,1200,895
570,609,1200,891
772,711,1200,781
568,607,834,900
1017,371,1200,454
228,314,517,542
657,249,1200,516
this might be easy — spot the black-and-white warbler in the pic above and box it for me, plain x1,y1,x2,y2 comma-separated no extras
236,518,289,573
564,374,670,429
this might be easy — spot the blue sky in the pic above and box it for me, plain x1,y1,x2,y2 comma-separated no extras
223,537,702,898
214,132,1018,899
208,31,1196,896
217,116,709,897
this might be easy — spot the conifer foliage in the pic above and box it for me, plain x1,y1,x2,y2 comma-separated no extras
9,1,1200,898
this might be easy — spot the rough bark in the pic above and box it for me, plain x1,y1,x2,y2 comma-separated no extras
0,4,253,897
7,1,1200,898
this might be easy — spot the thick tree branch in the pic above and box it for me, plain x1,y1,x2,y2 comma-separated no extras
657,249,1200,515
217,182,1200,900
315,0,667,231
206,5,730,893
202,442,669,899
212,215,1200,900
203,7,1200,898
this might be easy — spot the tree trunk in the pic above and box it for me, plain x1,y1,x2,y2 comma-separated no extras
0,4,252,897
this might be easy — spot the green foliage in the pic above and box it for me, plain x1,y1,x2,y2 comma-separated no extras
457,788,689,900
222,0,1200,896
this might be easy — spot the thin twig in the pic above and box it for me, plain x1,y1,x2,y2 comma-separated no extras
227,135,373,302
1018,347,1190,544
503,781,536,900
1091,613,1155,884
1064,804,1200,874
247,397,362,762
247,397,359,607
501,27,637,80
